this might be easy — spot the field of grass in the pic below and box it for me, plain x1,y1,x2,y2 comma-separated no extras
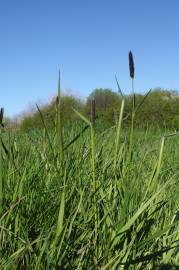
0,117,178,269
0,56,179,269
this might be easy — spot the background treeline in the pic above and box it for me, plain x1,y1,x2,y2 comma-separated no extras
7,87,179,131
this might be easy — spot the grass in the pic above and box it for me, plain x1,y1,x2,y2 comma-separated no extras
0,53,178,268
0,118,178,269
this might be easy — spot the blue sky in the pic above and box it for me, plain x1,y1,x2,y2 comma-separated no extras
0,0,179,117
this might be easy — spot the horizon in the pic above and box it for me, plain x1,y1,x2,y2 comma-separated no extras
1,0,179,117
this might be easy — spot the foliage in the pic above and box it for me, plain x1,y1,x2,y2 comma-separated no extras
17,87,179,132
20,95,84,131
86,88,121,125
124,88,179,129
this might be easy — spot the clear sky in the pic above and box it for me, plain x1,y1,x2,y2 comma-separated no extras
0,0,179,117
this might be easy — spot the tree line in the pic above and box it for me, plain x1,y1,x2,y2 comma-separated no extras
6,87,179,132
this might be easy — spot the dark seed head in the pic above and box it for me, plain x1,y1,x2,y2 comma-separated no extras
91,98,96,126
56,96,59,106
0,108,4,125
129,51,134,79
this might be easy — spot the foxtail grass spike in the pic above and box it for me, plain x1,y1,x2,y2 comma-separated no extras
91,98,96,126
129,51,134,78
56,96,59,106
0,108,4,126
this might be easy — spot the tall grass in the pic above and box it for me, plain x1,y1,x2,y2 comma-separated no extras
0,55,178,269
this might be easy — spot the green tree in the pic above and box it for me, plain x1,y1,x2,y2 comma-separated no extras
86,88,121,125
20,95,84,131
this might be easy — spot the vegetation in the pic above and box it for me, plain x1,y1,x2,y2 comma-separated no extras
0,52,178,269
20,95,84,132
16,88,179,132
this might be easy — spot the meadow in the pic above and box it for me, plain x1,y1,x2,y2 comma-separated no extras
0,53,178,269
0,117,178,269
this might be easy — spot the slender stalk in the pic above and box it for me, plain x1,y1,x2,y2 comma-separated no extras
127,52,135,164
128,78,135,163
57,71,64,170
90,125,98,244
114,99,125,173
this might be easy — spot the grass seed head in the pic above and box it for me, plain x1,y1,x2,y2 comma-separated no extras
91,98,96,125
56,96,59,107
129,51,134,79
0,108,4,126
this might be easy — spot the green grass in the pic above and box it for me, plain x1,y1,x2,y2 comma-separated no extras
0,120,178,269
0,58,178,268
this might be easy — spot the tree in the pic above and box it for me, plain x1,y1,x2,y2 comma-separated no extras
20,94,84,131
86,88,121,125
